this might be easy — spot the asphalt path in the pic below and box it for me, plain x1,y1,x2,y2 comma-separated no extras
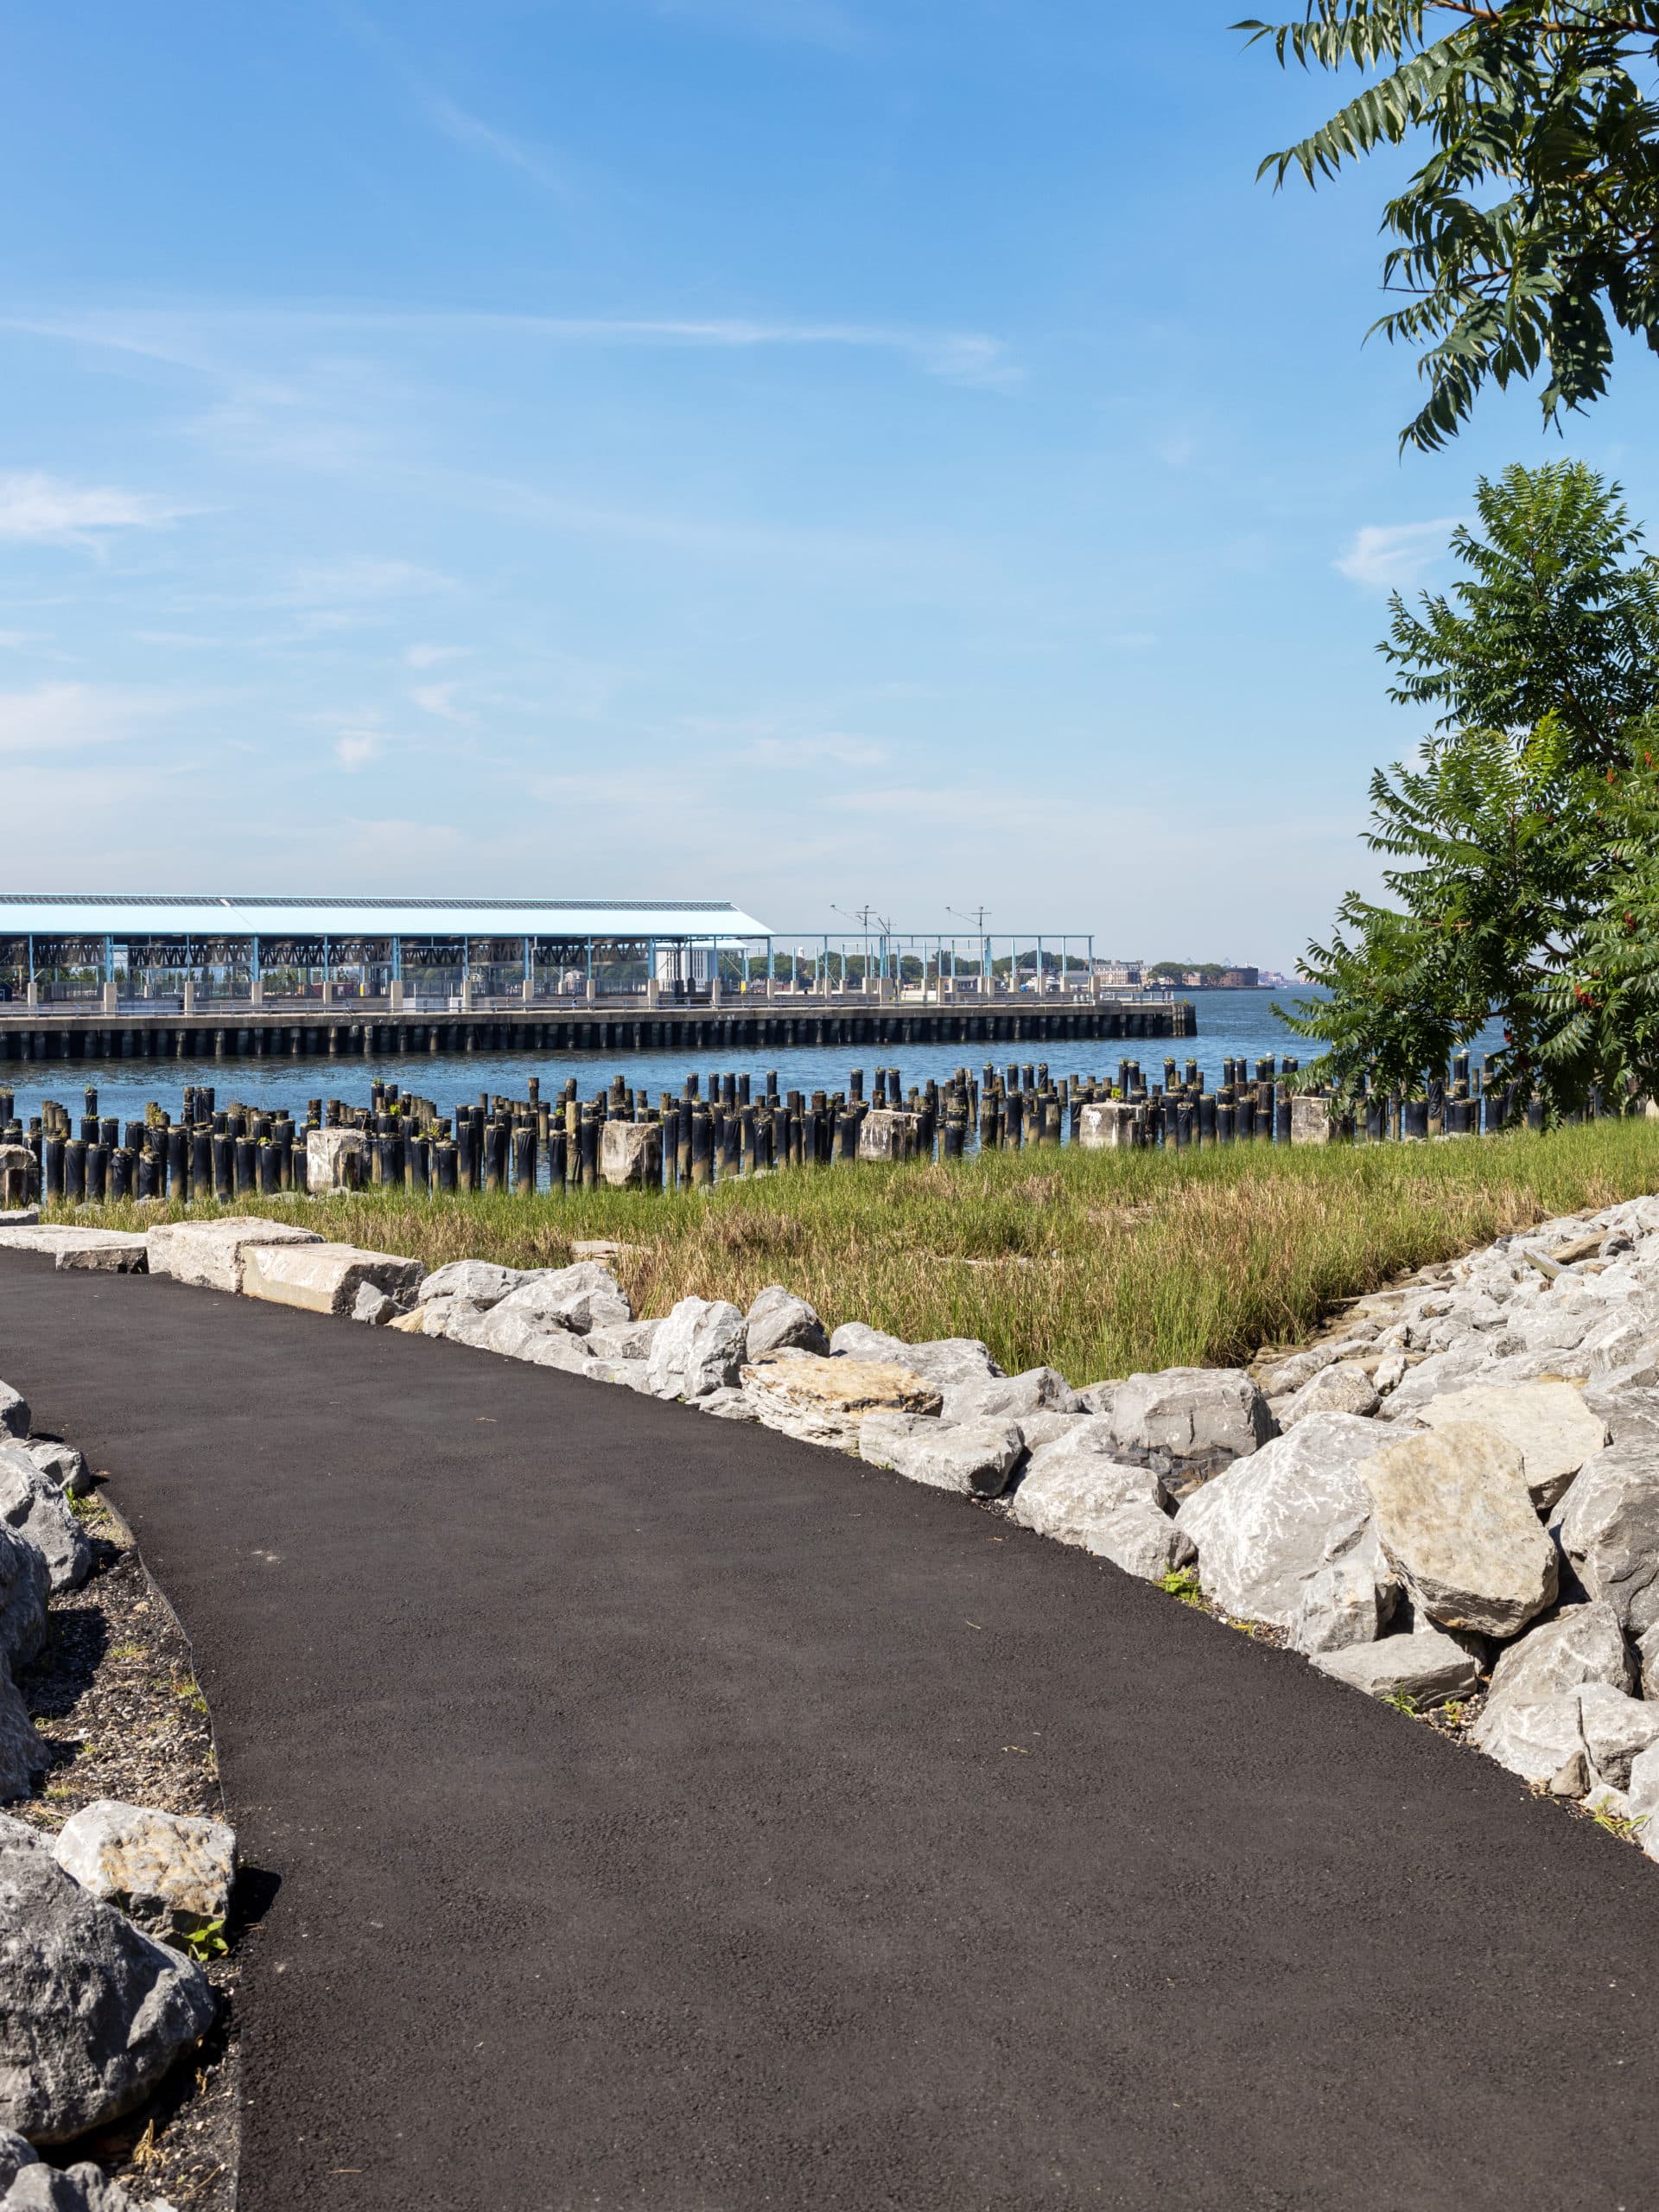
4,1251,1658,2210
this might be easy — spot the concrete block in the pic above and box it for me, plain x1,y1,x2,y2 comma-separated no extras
599,1120,662,1189
1077,1102,1140,1150
306,1128,366,1194
0,1146,31,1209
1290,1094,1332,1146
0,1225,148,1271
147,1216,323,1294
242,1240,424,1317
856,1109,921,1163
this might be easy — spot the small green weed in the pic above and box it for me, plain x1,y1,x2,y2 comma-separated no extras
1379,1688,1420,1714
106,1641,143,1662
175,1918,229,1963
1157,1567,1205,1606
173,1674,208,1716
1589,1803,1650,1844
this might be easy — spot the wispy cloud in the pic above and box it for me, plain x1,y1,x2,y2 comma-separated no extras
1336,518,1463,592
406,642,467,670
0,471,191,549
0,680,181,753
408,681,473,724
334,728,385,771
420,94,575,198
289,557,454,605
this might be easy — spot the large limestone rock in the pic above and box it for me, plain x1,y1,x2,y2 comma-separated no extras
1290,1554,1395,1656
1554,1446,1659,1636
1109,1367,1274,1473
741,1351,942,1451
859,1414,1025,1497
0,2140,174,2209
493,1263,631,1338
1481,1602,1633,1722
241,1241,423,1319
645,1298,747,1401
1579,1681,1659,1789
1473,1682,1659,1791
888,1338,1006,1422
1357,1421,1557,1637
1416,1380,1608,1510
1173,1414,1394,1629
0,1661,46,1804
1006,1429,1192,1581
0,1227,147,1271
0,1389,24,1442
744,1287,830,1361
0,1814,214,2143
146,1217,321,1295
1310,1627,1479,1706
26,1443,90,1499
52,1802,237,1939
1277,1361,1379,1428
974,1368,1082,1420
584,1318,662,1366
416,1260,529,1309
0,1530,48,1670
599,1119,662,1189
0,1446,89,1592
443,1302,599,1377
305,1127,365,1193
829,1321,911,1363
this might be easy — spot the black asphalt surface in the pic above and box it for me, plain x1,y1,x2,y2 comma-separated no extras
5,1253,1659,2210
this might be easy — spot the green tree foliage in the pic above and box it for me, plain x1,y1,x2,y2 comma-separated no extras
1238,3,1659,448
1282,465,1659,1110
1383,462,1659,765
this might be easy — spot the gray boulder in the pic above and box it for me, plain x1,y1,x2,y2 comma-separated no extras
1554,1446,1659,1636
0,1814,214,2143
1013,1410,1101,1453
0,1449,88,1593
584,1318,662,1366
645,1298,747,1402
859,1414,1025,1497
1277,1361,1380,1428
1580,1680,1659,1789
1358,1421,1557,1637
1310,1627,1479,1707
1639,1618,1659,1698
443,1302,598,1377
1109,1366,1274,1472
493,1263,631,1336
416,1260,527,1309
1173,1414,1395,1629
3,2152,176,2208
0,1659,46,1803
52,1802,237,1939
829,1322,911,1363
891,1338,1007,1421
1006,1430,1191,1582
744,1287,829,1361
350,1284,397,1325
1482,1602,1633,1724
1471,1688,1596,1789
0,1531,48,1671
1289,1554,1396,1656
1074,1382,1118,1421
0,1389,25,1443
26,1444,90,1499
973,1368,1082,1421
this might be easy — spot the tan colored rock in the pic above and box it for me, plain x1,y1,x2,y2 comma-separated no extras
386,1306,432,1335
741,1350,942,1452
1416,1379,1607,1509
147,1216,321,1294
52,1800,236,1937
241,1241,423,1318
599,1119,662,1189
1359,1421,1557,1637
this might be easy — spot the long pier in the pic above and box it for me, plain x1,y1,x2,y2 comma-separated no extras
0,995,1194,1064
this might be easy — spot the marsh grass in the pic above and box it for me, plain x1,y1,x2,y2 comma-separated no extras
54,1122,1659,1382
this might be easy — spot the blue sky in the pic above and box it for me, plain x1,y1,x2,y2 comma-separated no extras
5,2,1658,968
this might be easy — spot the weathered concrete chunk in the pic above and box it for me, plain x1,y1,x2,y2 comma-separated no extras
860,1414,1025,1497
0,1446,89,1592
1289,1094,1332,1145
146,1217,321,1296
304,1127,365,1193
855,1109,922,1163
416,1260,529,1310
0,1227,146,1270
1173,1414,1394,1629
1482,1602,1633,1722
1358,1421,1557,1637
0,1529,48,1671
494,1263,631,1337
0,1388,25,1443
1077,1101,1141,1149
1417,1380,1607,1510
1554,1446,1659,1637
1277,1361,1380,1428
0,1814,214,2143
1006,1429,1191,1580
241,1241,423,1319
599,1119,662,1189
1110,1367,1274,1471
52,1802,236,1939
53,1231,150,1275
0,1660,47,1804
1310,1627,1479,1706
645,1297,747,1401
741,1351,942,1452
744,1287,830,1361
